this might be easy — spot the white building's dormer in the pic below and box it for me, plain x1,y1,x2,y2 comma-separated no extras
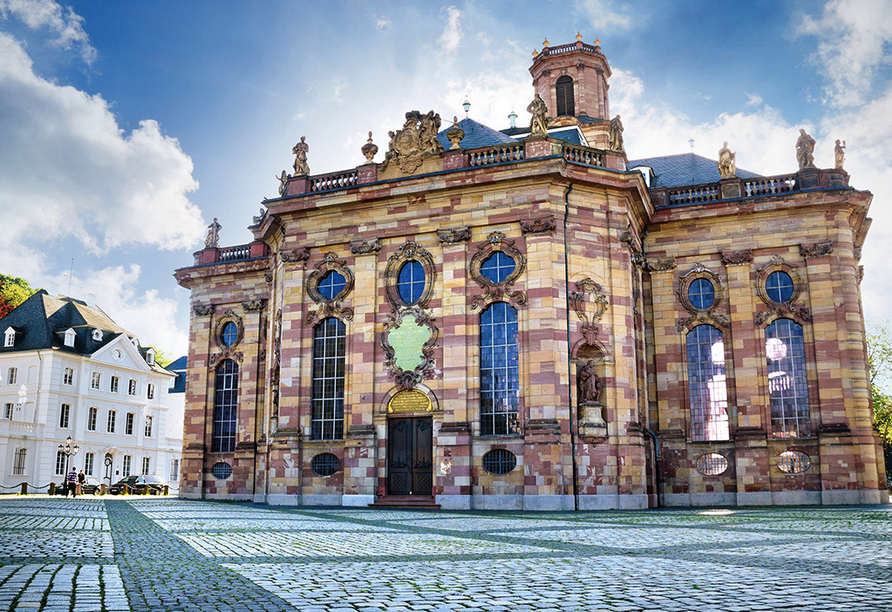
3,327,15,348
130,337,140,349
146,348,156,366
63,328,76,348
92,329,104,342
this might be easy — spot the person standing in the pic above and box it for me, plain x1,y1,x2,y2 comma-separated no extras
66,468,78,498
77,470,85,496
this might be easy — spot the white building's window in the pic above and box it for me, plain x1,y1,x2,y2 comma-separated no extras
107,410,116,433
122,455,132,476
128,379,137,396
125,412,134,435
147,384,155,400
92,329,103,342
144,415,153,438
91,372,101,389
141,457,150,475
85,452,95,476
55,451,66,476
13,448,26,475
63,367,74,386
59,404,71,429
88,406,98,431
110,376,119,393
3,403,12,419
3,327,14,347
64,328,76,347
146,348,155,366
7,367,17,385
169,458,180,482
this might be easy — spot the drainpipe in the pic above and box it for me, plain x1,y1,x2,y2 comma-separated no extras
563,183,579,511
640,227,661,507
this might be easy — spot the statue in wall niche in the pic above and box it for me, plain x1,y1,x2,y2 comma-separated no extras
577,360,603,405
796,129,816,169
527,93,549,136
276,170,289,197
608,115,625,153
835,139,846,170
204,217,221,248
292,136,310,175
717,141,737,179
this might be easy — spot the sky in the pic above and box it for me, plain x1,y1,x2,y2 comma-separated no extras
0,0,890,357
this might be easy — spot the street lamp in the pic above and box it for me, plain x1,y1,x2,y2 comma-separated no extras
58,436,79,478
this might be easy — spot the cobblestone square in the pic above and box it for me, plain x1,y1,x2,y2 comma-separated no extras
0,497,889,611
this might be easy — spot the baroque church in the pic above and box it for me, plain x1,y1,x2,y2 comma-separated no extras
175,37,887,509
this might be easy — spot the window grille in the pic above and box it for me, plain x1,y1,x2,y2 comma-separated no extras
686,325,730,441
211,462,232,479
311,453,340,477
13,448,26,476
555,76,575,117
766,319,810,437
695,453,729,476
482,449,517,475
311,318,346,440
777,450,811,474
212,360,239,452
480,302,520,436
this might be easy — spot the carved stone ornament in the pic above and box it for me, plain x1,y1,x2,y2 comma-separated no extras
645,257,676,272
469,231,527,311
799,240,833,259
381,110,444,174
437,227,471,244
264,271,274,284
721,250,753,266
675,264,729,331
193,304,215,316
569,278,609,346
754,255,810,325
242,299,265,312
361,131,378,163
209,350,243,368
381,307,439,391
280,247,310,265
520,216,557,235
445,116,465,150
305,253,355,326
350,238,382,256
384,241,436,308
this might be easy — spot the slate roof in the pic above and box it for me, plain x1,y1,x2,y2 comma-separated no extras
498,125,586,145
627,153,762,189
435,118,514,150
166,355,187,393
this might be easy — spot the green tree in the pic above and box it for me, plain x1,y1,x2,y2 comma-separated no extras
0,274,36,318
866,321,892,485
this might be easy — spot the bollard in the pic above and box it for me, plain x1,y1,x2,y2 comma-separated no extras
163,485,169,496
100,483,106,495
20,482,27,495
123,484,129,495
49,482,56,496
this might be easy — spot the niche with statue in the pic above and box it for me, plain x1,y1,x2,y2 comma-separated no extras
576,344,607,438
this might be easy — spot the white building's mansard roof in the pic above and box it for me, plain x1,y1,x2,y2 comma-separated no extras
0,290,171,376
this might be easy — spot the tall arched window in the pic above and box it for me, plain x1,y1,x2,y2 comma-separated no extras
555,76,575,117
686,325,729,441
766,318,810,437
212,359,239,452
312,318,346,440
480,302,519,436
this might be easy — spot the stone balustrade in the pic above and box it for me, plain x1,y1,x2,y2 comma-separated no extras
468,144,525,167
193,241,269,265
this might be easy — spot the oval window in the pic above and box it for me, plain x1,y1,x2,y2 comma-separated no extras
397,261,425,305
220,321,238,347
480,252,516,284
687,278,716,310
311,453,340,477
318,270,347,301
482,449,517,475
695,453,729,476
765,271,794,303
211,462,232,480
777,450,810,474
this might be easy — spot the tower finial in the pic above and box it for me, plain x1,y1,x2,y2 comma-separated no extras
576,32,582,41
543,38,549,48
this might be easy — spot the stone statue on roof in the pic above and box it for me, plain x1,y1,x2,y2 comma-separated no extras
276,170,289,197
834,139,846,170
292,136,310,175
527,93,549,136
205,217,221,248
796,129,816,170
609,115,624,153
717,141,737,179
382,110,444,174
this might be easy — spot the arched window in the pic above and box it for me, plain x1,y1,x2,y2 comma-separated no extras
556,76,575,117
212,359,239,452
480,302,519,436
766,318,810,437
311,318,346,440
686,325,729,441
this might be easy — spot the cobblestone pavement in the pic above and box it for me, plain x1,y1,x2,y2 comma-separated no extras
0,497,890,611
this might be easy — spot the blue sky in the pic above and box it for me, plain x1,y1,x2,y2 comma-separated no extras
1,0,890,355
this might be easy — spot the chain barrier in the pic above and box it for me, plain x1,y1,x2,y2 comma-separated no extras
0,482,53,491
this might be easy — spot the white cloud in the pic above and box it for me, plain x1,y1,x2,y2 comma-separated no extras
797,0,892,107
746,93,763,106
373,14,391,34
574,0,632,31
0,33,205,255
0,0,96,63
438,5,463,54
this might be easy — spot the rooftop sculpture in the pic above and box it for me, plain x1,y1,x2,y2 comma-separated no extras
382,110,444,174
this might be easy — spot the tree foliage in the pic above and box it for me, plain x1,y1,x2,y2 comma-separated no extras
0,274,36,318
866,321,892,449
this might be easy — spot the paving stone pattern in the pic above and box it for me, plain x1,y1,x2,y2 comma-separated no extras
0,498,889,611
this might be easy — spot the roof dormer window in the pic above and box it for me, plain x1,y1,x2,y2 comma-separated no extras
146,348,156,366
130,337,140,349
63,328,76,348
3,327,14,348
92,329,103,342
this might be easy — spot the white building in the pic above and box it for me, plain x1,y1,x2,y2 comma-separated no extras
0,291,181,491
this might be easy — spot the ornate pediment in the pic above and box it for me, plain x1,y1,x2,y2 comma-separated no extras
381,110,444,174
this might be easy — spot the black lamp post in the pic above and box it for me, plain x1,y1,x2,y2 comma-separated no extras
58,436,79,478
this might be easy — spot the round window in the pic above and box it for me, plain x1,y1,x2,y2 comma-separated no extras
397,261,425,305
318,270,347,301
211,462,232,480
220,321,239,347
765,271,794,303
311,453,339,477
687,278,716,311
695,453,729,476
480,252,516,284
482,449,517,475
777,450,810,474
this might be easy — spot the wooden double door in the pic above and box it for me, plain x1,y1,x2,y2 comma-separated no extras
387,417,433,496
